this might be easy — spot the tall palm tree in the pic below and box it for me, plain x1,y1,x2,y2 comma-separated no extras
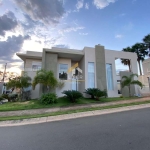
121,74,143,97
32,69,58,92
131,43,148,75
121,47,132,72
143,34,150,56
121,59,131,72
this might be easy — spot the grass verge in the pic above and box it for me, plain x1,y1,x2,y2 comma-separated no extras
0,97,137,112
0,100,150,121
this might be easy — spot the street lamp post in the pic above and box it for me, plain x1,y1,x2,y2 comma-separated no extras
1,63,7,82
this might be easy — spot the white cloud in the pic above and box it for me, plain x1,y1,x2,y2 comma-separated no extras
59,26,85,35
115,34,123,39
119,13,126,17
85,3,89,9
79,32,88,35
13,0,65,25
76,0,84,10
0,0,2,5
93,0,116,9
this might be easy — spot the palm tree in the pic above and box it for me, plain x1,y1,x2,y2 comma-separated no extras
121,59,131,72
143,34,150,56
131,43,148,75
32,69,58,93
121,47,132,72
121,74,143,97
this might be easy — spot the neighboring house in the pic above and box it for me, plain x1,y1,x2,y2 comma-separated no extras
16,45,139,99
142,58,150,75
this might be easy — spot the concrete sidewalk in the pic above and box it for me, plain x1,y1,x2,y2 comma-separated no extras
0,103,150,127
0,97,150,117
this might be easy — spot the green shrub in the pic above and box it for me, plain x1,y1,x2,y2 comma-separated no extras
2,94,11,102
120,95,123,98
62,90,83,103
40,93,57,105
0,95,4,101
84,88,107,100
84,88,99,99
8,94,18,102
94,89,107,100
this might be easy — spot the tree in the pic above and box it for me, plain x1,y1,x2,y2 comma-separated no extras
32,69,58,93
7,73,31,100
143,34,150,56
121,74,143,97
131,43,148,75
121,47,132,72
121,59,131,72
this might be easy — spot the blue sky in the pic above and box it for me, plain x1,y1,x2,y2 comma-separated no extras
0,0,149,73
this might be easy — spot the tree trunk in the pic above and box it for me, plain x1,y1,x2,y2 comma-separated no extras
128,64,131,72
128,85,131,97
91,95,95,99
128,60,131,72
138,60,142,75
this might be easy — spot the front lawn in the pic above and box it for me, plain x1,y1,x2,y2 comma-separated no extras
0,97,137,112
0,100,149,121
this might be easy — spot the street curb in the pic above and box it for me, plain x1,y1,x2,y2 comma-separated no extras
0,103,150,127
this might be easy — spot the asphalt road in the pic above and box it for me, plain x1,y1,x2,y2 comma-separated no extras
1,108,150,150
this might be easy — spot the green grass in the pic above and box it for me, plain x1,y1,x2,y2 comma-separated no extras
0,97,137,112
0,100,149,121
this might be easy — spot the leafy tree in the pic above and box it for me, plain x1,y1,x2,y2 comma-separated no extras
122,44,148,75
131,43,148,75
7,73,31,100
32,69,58,92
143,34,150,56
121,74,143,97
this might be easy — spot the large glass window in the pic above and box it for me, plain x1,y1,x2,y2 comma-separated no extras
88,62,95,88
59,64,68,80
106,64,114,90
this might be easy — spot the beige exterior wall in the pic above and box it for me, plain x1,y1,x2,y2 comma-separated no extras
56,58,72,97
142,58,150,75
84,47,97,89
24,58,42,99
25,59,41,69
105,49,138,97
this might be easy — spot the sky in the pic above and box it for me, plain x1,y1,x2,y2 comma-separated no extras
0,0,149,75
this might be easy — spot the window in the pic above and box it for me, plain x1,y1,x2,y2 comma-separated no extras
59,64,68,80
88,62,95,88
106,64,114,90
32,62,41,71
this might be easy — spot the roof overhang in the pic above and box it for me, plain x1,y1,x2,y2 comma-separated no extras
44,48,84,61
16,53,42,61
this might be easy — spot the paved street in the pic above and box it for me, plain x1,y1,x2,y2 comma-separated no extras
1,108,150,150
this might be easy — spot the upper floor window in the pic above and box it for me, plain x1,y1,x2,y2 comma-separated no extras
59,64,68,80
32,62,42,71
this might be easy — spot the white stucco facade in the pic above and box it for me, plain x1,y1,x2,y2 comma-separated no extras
17,45,139,98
